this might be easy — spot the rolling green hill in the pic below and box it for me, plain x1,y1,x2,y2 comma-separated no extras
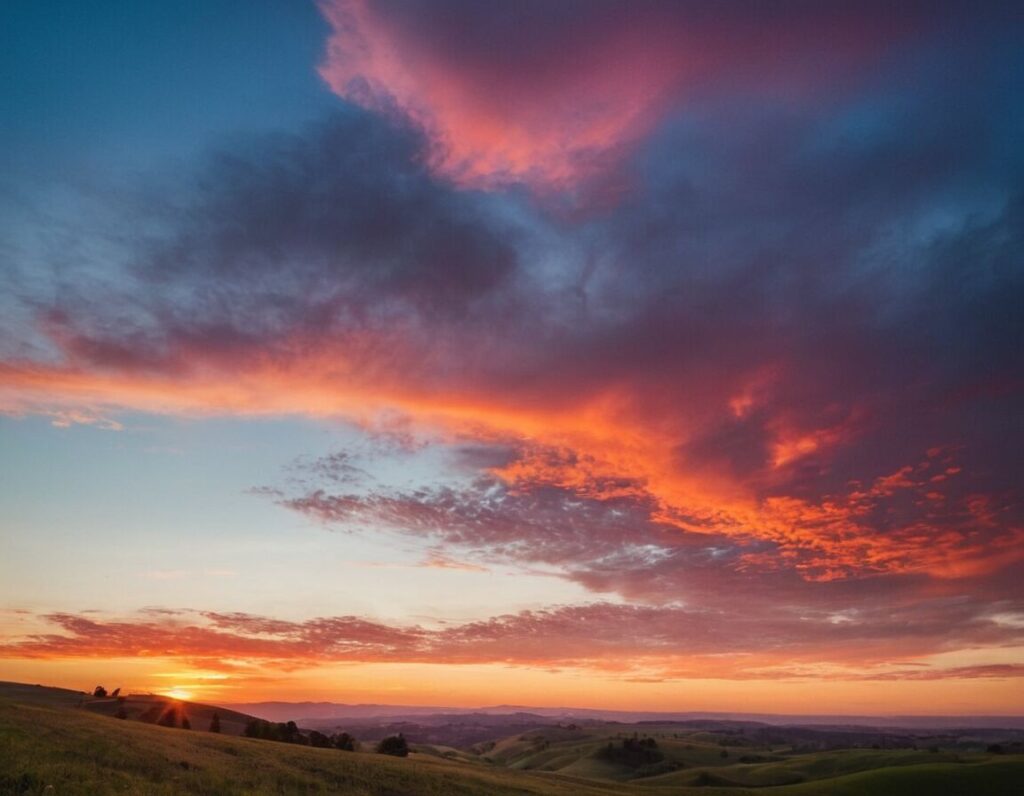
2,682,1022,795
0,696,623,795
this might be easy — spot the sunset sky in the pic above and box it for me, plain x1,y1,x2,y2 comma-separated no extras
1,0,1023,714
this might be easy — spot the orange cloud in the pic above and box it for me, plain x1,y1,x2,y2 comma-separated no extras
4,603,1021,683
4,349,1021,587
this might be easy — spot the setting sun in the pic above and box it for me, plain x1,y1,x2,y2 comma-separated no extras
164,689,193,702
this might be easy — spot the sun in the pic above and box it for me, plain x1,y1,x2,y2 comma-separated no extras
164,688,193,701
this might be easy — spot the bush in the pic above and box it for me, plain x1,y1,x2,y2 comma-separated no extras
333,732,357,751
308,730,332,748
93,686,107,698
377,734,409,757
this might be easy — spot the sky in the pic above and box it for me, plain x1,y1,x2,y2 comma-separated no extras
1,0,1023,714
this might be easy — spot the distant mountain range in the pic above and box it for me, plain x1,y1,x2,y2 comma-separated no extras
223,700,1024,730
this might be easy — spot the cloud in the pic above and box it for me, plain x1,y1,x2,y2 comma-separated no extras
276,444,1024,592
3,603,1021,681
1,1,1022,681
316,0,955,197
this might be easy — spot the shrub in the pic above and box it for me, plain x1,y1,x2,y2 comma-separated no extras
333,732,357,751
93,686,107,698
309,730,332,748
377,734,410,757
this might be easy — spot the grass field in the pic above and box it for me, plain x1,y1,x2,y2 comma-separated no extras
0,698,628,795
2,683,1022,795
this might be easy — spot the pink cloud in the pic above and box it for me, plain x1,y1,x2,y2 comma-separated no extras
3,602,1021,681
318,0,927,195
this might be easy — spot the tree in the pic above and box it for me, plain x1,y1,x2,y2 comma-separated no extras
209,712,221,733
333,732,357,751
93,686,107,698
376,734,409,757
181,715,192,730
158,707,177,727
110,687,121,698
281,720,303,744
308,730,332,748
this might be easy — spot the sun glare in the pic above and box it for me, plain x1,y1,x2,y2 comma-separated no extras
164,688,193,701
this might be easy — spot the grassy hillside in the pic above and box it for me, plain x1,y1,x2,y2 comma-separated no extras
2,683,1022,795
0,696,626,795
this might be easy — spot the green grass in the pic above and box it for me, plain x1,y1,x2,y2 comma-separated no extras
766,758,1024,796
2,684,1022,796
0,699,626,795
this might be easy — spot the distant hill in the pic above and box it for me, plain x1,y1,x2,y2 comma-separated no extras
0,682,612,795
227,697,1024,730
3,680,1023,796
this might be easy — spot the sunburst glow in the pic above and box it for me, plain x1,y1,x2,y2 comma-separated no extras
163,689,193,702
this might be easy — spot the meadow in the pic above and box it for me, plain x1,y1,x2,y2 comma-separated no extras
2,683,1022,795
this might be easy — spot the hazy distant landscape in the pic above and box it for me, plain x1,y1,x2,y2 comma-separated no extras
3,681,1023,795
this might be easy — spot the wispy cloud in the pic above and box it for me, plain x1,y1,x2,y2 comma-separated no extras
3,604,1021,682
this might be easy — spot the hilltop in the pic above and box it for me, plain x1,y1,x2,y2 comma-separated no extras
2,681,1023,795
228,699,1024,730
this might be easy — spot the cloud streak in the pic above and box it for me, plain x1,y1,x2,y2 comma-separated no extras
5,603,1022,682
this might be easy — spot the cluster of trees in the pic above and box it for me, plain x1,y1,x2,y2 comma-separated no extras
243,720,362,752
596,736,663,767
93,683,223,734
244,719,307,744
91,684,407,758
241,720,408,757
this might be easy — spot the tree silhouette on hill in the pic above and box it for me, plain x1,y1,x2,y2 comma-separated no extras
308,730,332,748
333,732,357,751
376,734,409,757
